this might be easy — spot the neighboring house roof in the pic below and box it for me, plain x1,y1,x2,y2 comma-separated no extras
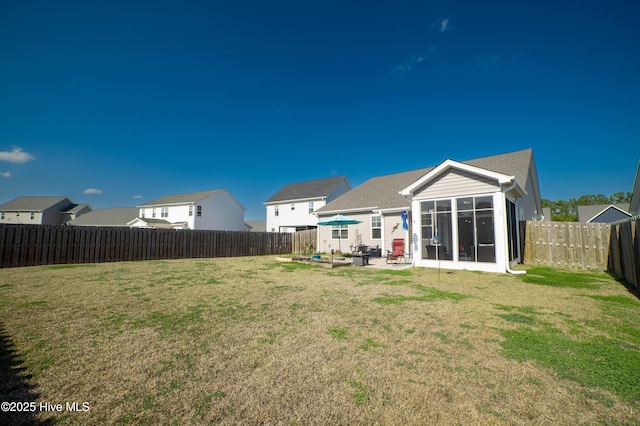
128,218,183,229
265,176,351,203
577,204,631,223
0,196,70,211
139,189,245,211
61,204,91,214
140,190,223,206
317,149,537,214
67,208,140,227
246,220,266,232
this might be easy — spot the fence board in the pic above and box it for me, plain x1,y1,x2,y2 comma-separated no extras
292,229,317,254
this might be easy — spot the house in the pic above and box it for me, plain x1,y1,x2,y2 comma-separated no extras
264,176,351,232
134,189,246,231
0,196,92,225
577,204,631,223
66,207,140,227
630,160,640,216
315,149,542,273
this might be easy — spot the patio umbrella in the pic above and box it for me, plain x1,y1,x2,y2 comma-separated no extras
317,214,362,252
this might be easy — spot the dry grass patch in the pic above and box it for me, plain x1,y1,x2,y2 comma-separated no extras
0,257,639,425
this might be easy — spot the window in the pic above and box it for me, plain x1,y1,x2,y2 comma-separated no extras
189,205,193,216
0,212,4,219
371,215,381,239
152,208,156,218
275,205,279,217
332,224,348,239
30,212,35,219
141,209,145,218
309,201,314,214
161,207,169,218
197,206,202,217
291,203,295,211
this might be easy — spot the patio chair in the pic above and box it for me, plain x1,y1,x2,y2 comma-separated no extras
386,238,407,264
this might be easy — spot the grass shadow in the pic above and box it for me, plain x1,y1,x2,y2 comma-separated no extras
607,272,640,301
0,324,52,425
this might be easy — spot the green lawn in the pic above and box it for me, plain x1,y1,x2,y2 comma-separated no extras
0,258,638,425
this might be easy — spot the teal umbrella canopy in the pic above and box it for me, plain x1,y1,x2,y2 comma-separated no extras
317,214,362,252
317,214,362,226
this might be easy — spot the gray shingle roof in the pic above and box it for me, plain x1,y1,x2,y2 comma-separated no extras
67,208,139,227
246,220,266,232
0,196,70,211
136,218,178,229
463,148,534,190
139,190,224,207
265,176,350,203
317,149,536,214
316,168,431,213
577,204,630,222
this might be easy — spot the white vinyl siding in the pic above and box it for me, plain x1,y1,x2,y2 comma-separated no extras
413,169,499,200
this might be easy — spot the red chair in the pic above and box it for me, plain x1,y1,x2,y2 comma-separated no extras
386,238,407,264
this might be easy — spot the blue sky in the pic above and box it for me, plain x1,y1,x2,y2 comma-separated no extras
1,0,638,220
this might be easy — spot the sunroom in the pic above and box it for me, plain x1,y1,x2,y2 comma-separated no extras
400,159,527,273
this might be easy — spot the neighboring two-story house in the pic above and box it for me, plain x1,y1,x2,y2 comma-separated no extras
264,176,352,232
131,189,246,231
0,196,91,225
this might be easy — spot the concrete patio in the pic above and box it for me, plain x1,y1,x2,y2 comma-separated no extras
362,256,413,270
281,255,413,270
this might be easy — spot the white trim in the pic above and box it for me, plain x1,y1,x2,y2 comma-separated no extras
316,206,379,215
264,196,327,205
374,207,411,214
370,214,382,240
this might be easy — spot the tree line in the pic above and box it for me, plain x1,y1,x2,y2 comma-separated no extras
541,192,632,222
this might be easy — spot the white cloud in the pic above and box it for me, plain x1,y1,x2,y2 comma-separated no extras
83,188,103,195
432,17,453,33
132,195,143,199
0,147,34,164
1,171,12,178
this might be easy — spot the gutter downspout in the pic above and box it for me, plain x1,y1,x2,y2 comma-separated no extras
502,180,526,275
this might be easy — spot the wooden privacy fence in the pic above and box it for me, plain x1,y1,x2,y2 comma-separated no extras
292,229,317,255
608,217,639,290
0,224,292,268
523,218,639,290
523,221,611,270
